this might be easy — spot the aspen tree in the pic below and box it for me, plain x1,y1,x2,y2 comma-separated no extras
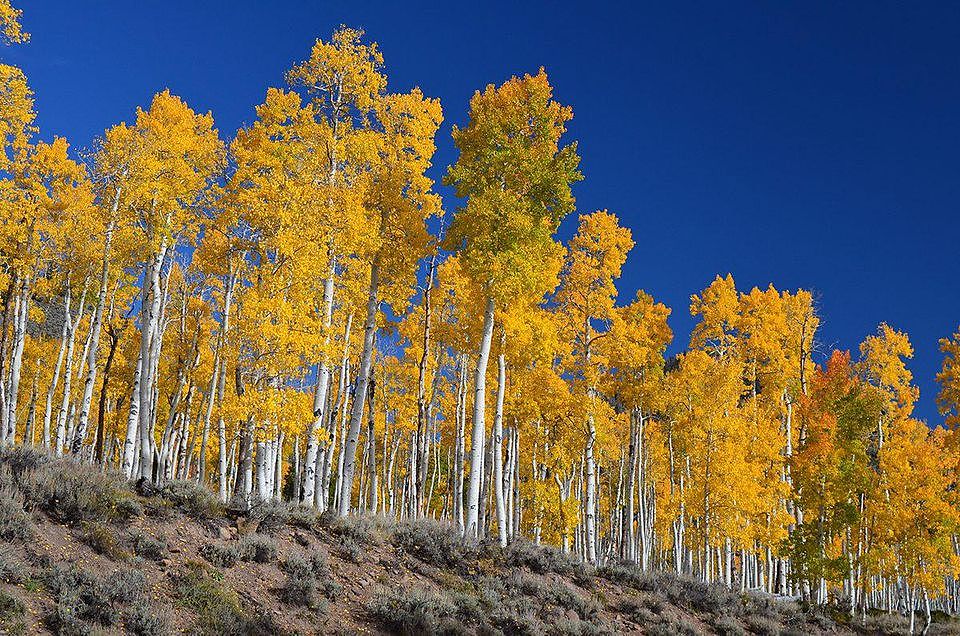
285,27,386,506
105,91,223,480
555,210,633,562
444,69,580,539
0,0,26,45
338,89,442,516
939,327,960,429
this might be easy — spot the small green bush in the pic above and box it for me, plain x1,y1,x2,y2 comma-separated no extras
19,459,141,524
338,535,363,563
367,588,464,636
279,550,340,609
128,531,167,561
0,470,32,542
0,446,47,479
0,589,25,627
80,521,129,560
322,512,389,546
500,537,587,578
199,542,239,568
0,545,26,584
174,562,278,635
124,601,172,636
238,533,277,563
713,614,747,636
864,612,911,635
393,518,477,569
44,563,147,633
159,480,223,520
251,499,318,534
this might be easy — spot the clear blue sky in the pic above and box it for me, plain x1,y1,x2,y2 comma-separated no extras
9,1,959,424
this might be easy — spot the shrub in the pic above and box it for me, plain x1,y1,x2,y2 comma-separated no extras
553,616,607,636
80,521,129,560
0,445,48,479
19,459,141,523
159,480,223,520
605,567,742,617
124,601,172,636
500,537,587,578
322,512,389,545
864,612,911,635
0,545,26,584
250,499,317,534
338,535,363,563
505,570,549,598
199,542,239,568
620,596,659,624
649,618,704,636
678,578,741,616
367,587,465,636
238,533,277,563
545,580,600,620
174,562,249,635
0,471,32,542
175,562,281,635
0,589,25,630
713,614,747,636
745,613,782,635
128,531,167,561
44,563,146,633
104,567,148,604
280,554,319,608
597,561,655,590
280,551,340,609
393,518,477,569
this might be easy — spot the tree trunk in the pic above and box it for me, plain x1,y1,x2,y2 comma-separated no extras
56,279,88,456
465,294,495,539
338,261,379,516
302,261,336,504
5,273,30,443
93,325,119,463
73,209,117,454
493,337,507,547
43,287,71,449
137,242,168,480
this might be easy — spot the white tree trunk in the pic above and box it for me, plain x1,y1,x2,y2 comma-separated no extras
121,352,142,477
56,280,87,457
5,273,30,443
137,242,167,480
338,262,379,516
43,291,71,449
464,295,495,539
493,344,507,547
72,218,115,455
302,263,336,504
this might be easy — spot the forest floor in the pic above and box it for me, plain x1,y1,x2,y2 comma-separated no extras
0,447,955,635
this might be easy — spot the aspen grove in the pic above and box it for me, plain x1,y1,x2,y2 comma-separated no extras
2,7,960,628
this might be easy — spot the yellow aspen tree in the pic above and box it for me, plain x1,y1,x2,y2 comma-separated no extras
606,290,672,567
339,88,442,516
444,69,581,539
285,27,386,506
0,0,26,45
858,322,919,447
875,420,960,633
938,327,960,429
103,91,223,480
3,138,94,446
555,210,633,562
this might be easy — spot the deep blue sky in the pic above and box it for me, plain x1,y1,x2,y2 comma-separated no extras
9,1,959,424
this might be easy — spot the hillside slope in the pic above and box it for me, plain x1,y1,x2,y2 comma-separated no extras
0,447,951,635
